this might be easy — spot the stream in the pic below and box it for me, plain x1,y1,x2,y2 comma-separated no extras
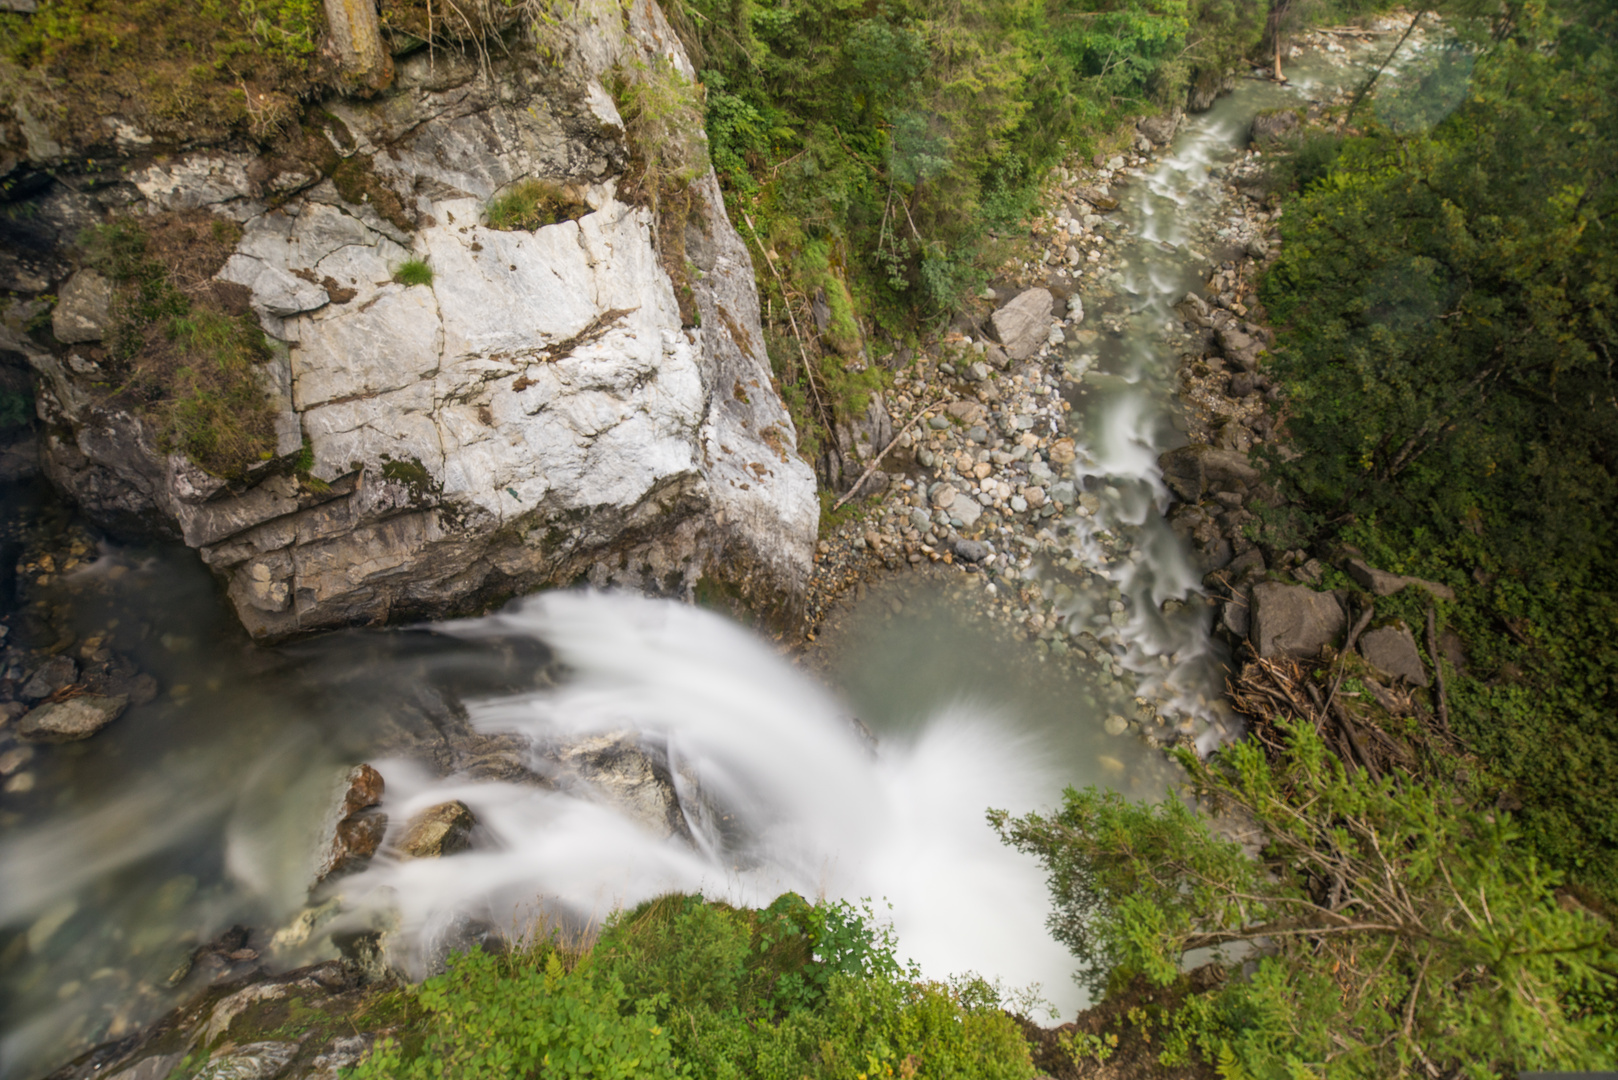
0,34,1432,1080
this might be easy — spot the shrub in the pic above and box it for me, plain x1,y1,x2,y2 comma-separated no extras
484,179,590,231
391,257,433,287
993,720,1618,1077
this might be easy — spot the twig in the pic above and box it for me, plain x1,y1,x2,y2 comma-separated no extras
740,210,831,431
1424,606,1450,733
831,395,946,511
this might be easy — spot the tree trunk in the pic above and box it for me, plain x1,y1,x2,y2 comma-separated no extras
323,0,394,93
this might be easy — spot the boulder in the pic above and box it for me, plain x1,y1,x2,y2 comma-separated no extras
1137,111,1182,145
1250,108,1301,148
1359,624,1431,687
548,733,687,839
193,1041,299,1080
1249,583,1345,660
1344,558,1456,602
51,269,114,344
399,801,475,859
990,288,1055,361
18,694,128,742
317,765,389,884
1159,444,1259,503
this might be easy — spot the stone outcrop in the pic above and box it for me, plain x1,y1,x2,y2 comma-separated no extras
4,0,817,639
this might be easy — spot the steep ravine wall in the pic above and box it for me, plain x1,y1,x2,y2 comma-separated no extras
0,0,818,638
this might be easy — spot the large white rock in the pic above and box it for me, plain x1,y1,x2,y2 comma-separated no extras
32,0,818,638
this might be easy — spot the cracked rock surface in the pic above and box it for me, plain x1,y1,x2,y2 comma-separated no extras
15,0,817,638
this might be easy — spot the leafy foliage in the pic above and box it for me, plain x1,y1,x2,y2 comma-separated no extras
1257,3,1618,902
350,894,1035,1080
994,720,1618,1077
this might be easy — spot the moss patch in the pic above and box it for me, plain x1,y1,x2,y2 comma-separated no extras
1,0,325,151
331,153,417,233
83,210,279,479
483,179,589,231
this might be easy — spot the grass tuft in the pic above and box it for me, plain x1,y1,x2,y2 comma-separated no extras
392,257,434,287
484,179,589,231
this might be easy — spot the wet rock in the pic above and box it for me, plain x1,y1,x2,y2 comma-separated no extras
954,539,990,563
339,763,385,817
1250,583,1346,660
106,1053,184,1080
399,800,475,858
51,270,115,344
1343,558,1456,602
193,1041,298,1080
1159,444,1258,502
1138,110,1182,145
0,745,34,775
303,1035,376,1080
990,288,1055,361
1359,624,1430,687
18,694,128,742
20,655,77,700
321,809,388,883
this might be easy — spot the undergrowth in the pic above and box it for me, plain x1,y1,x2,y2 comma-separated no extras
82,213,277,478
348,893,1036,1080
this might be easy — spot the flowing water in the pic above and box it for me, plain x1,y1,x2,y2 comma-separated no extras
0,36,1435,1080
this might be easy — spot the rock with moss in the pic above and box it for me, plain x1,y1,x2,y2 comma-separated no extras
9,0,817,640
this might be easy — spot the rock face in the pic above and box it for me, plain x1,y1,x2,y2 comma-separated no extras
10,0,817,638
1249,582,1345,660
990,288,1055,361
50,270,114,344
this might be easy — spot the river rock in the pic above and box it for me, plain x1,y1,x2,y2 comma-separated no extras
547,732,688,839
18,694,128,742
1359,624,1430,687
1159,444,1258,503
15,0,817,640
51,269,115,344
1250,583,1345,660
398,801,475,859
20,655,77,700
1138,111,1182,146
953,539,989,562
1343,558,1456,602
991,288,1055,361
1250,108,1301,148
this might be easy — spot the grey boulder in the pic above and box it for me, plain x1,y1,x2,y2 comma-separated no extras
1249,583,1345,660
990,287,1055,361
51,269,115,344
1359,624,1431,687
1344,558,1456,602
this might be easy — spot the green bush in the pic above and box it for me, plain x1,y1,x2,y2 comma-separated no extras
1255,11,1618,904
993,719,1618,1077
350,948,681,1080
391,257,433,287
349,894,1036,1080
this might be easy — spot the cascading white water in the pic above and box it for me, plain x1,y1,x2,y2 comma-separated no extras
331,591,1090,1012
